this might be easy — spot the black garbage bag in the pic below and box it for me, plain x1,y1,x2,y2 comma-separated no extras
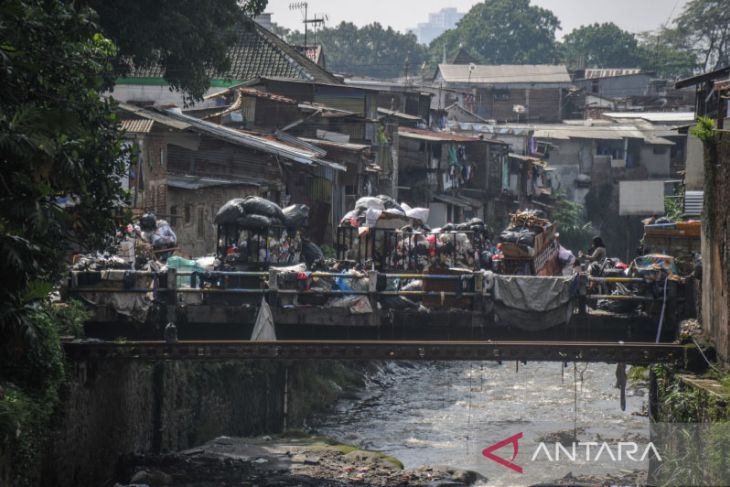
241,196,285,221
301,239,325,268
236,214,273,230
455,222,472,231
441,223,455,232
499,228,535,247
140,213,157,231
376,194,405,214
215,198,246,225
282,204,310,229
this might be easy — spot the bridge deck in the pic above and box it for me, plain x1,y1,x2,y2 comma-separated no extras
62,339,698,366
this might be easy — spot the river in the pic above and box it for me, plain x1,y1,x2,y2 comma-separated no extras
314,361,650,486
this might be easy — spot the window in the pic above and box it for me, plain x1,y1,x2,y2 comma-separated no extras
196,207,205,238
170,206,178,227
184,204,192,224
653,146,668,155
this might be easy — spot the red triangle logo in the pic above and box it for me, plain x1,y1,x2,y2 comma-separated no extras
482,432,524,474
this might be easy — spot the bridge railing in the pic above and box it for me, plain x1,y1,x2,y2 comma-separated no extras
67,269,676,313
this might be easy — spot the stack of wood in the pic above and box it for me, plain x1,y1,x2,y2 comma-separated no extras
510,211,550,230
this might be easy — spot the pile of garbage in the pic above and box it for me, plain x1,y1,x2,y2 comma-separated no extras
340,195,430,228
337,195,492,272
498,209,553,256
215,197,317,268
72,213,177,272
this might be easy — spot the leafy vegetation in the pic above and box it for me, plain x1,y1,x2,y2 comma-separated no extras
86,0,267,103
551,193,593,254
274,22,429,79
429,0,561,66
691,116,717,144
562,22,644,69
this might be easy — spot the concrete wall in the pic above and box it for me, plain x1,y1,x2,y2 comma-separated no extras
639,145,671,178
168,185,260,257
44,360,360,487
701,132,730,363
685,134,705,191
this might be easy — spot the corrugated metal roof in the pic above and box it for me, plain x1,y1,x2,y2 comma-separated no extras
684,190,704,217
118,103,191,131
121,119,154,134
167,175,262,190
377,107,423,121
603,112,696,123
399,127,493,143
436,64,571,85
162,109,345,171
582,68,643,80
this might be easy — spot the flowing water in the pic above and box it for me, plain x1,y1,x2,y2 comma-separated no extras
314,361,650,486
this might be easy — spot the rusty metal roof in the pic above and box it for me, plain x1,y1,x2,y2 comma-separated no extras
120,119,154,134
399,127,487,143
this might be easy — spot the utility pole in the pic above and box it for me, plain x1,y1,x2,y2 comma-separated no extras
290,1,326,48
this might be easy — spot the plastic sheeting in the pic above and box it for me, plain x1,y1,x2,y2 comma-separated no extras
492,275,578,330
251,298,276,341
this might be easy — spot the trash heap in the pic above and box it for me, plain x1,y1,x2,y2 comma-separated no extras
338,195,491,271
498,209,553,258
215,196,315,268
72,213,177,272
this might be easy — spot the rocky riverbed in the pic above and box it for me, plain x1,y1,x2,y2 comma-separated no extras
114,435,486,486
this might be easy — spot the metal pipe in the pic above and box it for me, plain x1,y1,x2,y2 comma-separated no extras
588,277,647,284
586,294,656,302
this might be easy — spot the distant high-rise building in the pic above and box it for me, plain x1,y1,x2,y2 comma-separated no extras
410,8,464,45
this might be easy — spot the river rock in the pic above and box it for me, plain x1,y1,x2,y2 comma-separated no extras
129,469,172,486
343,450,398,469
406,465,486,485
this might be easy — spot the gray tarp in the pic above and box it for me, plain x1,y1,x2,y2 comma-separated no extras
251,298,277,341
492,275,577,331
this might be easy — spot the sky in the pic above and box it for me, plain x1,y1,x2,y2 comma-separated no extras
266,0,689,39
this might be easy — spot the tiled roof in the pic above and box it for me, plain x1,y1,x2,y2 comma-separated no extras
129,20,339,84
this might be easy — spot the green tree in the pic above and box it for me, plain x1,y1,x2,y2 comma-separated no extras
276,22,429,79
0,0,128,342
561,23,644,69
637,28,699,79
674,0,730,71
429,0,561,66
86,0,268,103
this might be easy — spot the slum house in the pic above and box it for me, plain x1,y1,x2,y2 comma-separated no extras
674,67,730,214
396,127,508,228
601,112,695,179
239,77,400,220
118,103,345,256
448,120,677,206
432,64,573,122
344,78,434,125
109,17,340,107
572,69,654,99
180,77,395,235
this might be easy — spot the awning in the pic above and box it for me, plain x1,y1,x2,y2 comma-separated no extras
684,190,704,217
509,153,547,167
399,127,483,143
433,193,482,208
377,107,424,122
167,175,263,191
121,119,154,134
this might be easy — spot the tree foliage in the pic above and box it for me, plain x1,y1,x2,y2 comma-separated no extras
674,0,730,71
637,28,699,79
429,0,561,66
0,0,126,342
276,22,428,79
561,23,644,69
85,0,268,102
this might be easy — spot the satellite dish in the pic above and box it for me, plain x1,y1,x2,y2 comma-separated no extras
513,105,526,114
468,63,476,72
